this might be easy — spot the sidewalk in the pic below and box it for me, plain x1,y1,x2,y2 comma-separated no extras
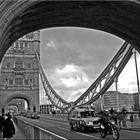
121,119,140,131
12,121,26,140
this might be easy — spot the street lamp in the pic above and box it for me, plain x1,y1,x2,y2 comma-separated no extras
114,76,119,111
19,101,22,114
0,95,1,115
100,81,104,110
133,48,140,111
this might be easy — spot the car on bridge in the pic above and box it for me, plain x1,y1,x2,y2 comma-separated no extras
69,108,100,132
31,112,40,119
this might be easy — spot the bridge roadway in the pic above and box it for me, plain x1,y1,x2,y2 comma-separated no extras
16,116,140,140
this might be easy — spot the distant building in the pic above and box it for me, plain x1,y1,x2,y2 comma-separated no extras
124,92,139,111
94,91,134,112
133,93,139,111
103,91,129,111
40,104,53,114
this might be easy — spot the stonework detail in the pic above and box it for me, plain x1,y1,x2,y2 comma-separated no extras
0,31,40,112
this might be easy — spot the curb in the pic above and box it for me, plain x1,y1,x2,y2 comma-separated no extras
121,128,140,132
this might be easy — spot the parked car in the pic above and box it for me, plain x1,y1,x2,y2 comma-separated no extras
31,112,40,119
69,108,100,132
26,111,32,118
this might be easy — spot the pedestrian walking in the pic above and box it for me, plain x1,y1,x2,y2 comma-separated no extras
130,113,134,128
3,113,15,140
0,115,4,138
109,107,114,115
138,110,140,120
121,107,128,127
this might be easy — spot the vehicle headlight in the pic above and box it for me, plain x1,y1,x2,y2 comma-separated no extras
111,121,115,125
80,121,86,125
86,120,93,125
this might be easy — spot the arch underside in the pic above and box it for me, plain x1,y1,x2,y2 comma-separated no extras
8,103,19,112
1,1,140,110
4,94,34,109
0,1,140,62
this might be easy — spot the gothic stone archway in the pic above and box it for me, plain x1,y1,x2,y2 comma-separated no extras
0,31,40,113
8,103,20,114
3,93,36,112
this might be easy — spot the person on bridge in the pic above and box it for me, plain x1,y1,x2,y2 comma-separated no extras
0,115,4,138
121,107,128,127
3,113,15,140
109,107,114,115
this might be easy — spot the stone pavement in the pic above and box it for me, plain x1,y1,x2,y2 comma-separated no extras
11,121,26,140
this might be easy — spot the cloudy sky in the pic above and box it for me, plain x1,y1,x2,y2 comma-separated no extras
40,27,140,102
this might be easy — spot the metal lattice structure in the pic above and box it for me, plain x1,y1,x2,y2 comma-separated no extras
36,53,69,110
73,42,133,108
36,42,133,111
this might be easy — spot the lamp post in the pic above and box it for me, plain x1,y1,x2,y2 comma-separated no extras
0,95,1,115
114,63,119,111
133,48,140,111
100,81,104,110
115,77,119,111
19,101,22,114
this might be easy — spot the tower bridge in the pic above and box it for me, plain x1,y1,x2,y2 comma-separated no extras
0,31,40,113
0,1,140,139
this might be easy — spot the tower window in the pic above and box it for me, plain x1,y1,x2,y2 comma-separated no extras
28,63,31,69
20,41,24,49
15,41,19,49
24,42,28,48
7,62,10,68
9,79,13,85
24,79,29,85
15,78,23,85
15,60,23,69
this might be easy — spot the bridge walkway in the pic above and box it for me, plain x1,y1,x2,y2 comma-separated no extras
11,120,26,139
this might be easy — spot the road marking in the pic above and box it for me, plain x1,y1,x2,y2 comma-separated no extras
76,132,100,139
58,127,70,131
45,123,56,127
122,130,140,134
38,126,68,140
44,122,70,131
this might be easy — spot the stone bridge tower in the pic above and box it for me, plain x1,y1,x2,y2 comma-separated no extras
0,31,40,113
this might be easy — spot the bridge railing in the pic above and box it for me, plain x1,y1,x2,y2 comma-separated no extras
124,112,140,130
13,116,67,140
40,113,68,122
